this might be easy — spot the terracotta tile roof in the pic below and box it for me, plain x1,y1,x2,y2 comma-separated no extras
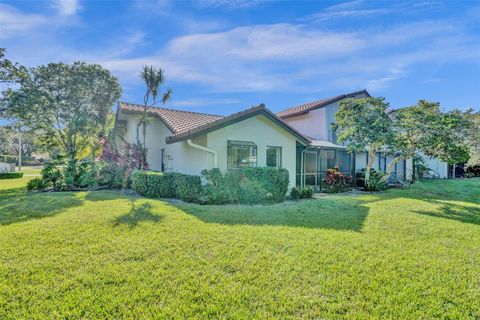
166,104,311,145
276,89,370,119
118,102,224,134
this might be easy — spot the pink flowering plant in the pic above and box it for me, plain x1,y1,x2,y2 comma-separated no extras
322,167,353,193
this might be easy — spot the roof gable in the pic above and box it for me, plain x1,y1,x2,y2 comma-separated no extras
277,89,370,119
165,104,311,145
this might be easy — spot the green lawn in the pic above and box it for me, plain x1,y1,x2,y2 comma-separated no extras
0,177,479,319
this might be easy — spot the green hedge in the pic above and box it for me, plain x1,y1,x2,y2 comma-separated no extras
131,170,201,202
132,168,290,205
200,167,290,204
0,172,24,179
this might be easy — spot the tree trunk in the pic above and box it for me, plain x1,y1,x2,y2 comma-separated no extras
380,156,404,183
365,148,376,188
135,121,142,170
142,121,147,170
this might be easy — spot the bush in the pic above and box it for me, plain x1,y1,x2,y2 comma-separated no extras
174,174,202,202
131,170,201,201
26,177,47,191
322,168,352,193
290,187,313,200
464,172,475,178
464,165,480,177
41,158,65,191
199,168,230,204
356,168,386,191
0,171,24,179
200,167,290,205
132,170,175,198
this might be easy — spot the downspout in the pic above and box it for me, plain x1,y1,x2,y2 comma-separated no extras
187,139,218,168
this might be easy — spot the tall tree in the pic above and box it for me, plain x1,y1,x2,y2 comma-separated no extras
464,110,480,167
137,65,172,169
335,97,394,187
380,101,470,182
0,48,28,84
0,49,28,120
2,61,121,163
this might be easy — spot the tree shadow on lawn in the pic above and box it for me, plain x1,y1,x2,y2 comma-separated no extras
0,188,83,226
84,190,135,202
413,200,480,226
174,197,369,232
113,200,161,229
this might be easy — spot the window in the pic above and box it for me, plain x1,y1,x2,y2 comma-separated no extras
379,153,387,172
319,149,336,171
337,150,351,173
227,140,257,169
266,146,282,168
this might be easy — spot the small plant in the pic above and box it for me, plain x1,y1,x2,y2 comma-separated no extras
290,187,314,200
322,168,352,193
356,168,386,191
26,177,47,191
464,172,475,178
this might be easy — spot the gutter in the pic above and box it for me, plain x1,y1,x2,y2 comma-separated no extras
186,139,218,168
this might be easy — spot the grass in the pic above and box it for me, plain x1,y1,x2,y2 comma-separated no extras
0,177,479,319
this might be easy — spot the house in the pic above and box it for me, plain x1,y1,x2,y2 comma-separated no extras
277,89,449,189
115,103,310,188
276,90,411,189
115,90,450,191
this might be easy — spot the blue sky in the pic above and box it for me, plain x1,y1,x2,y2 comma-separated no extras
0,0,479,116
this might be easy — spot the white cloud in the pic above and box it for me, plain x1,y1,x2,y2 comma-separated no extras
0,4,48,38
167,24,363,60
3,1,480,97
196,0,265,9
51,0,81,16
366,67,408,90
95,17,480,93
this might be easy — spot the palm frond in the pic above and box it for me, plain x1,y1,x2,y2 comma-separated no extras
162,88,172,105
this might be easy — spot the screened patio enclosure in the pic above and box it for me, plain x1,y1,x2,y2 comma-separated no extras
296,141,407,190
296,140,353,190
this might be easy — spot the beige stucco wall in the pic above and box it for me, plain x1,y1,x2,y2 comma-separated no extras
118,112,300,188
419,153,449,178
117,113,210,175
207,114,298,188
282,93,369,141
285,107,329,140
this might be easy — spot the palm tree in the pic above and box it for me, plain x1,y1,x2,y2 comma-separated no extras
137,65,172,169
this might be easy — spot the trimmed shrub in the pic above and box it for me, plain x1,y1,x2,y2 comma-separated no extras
0,171,24,179
290,187,314,200
200,167,290,205
322,168,352,193
199,168,230,204
131,170,201,201
175,174,202,202
131,170,176,198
